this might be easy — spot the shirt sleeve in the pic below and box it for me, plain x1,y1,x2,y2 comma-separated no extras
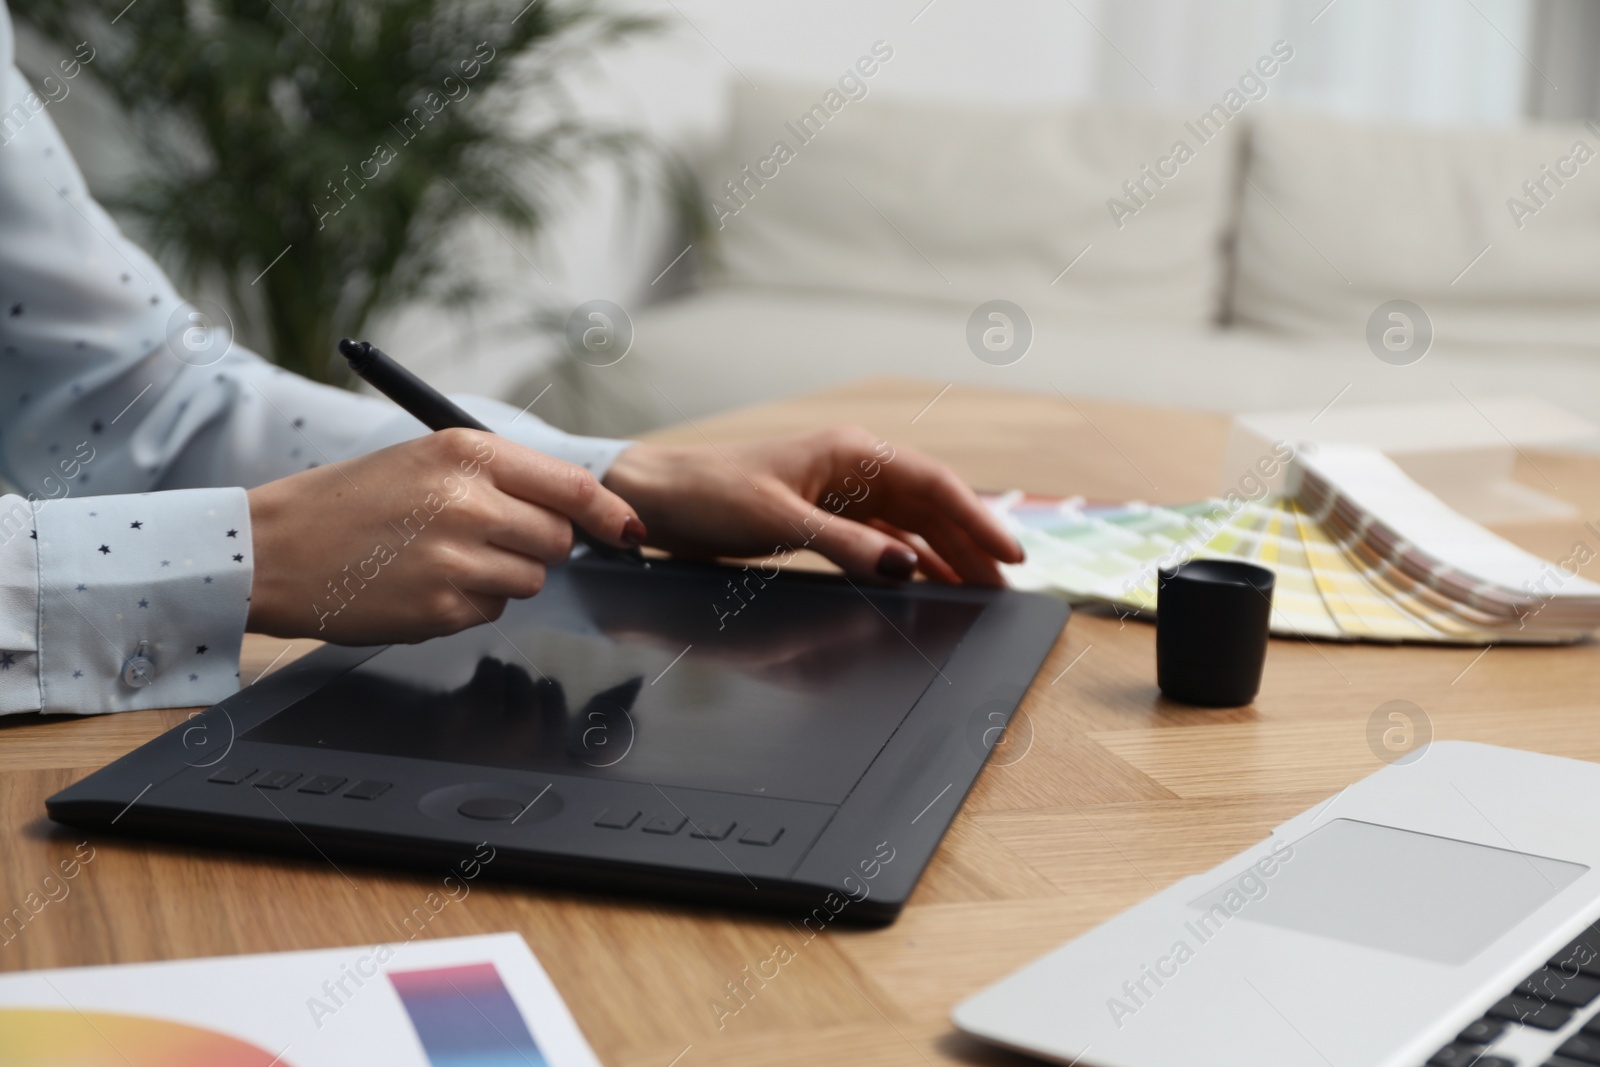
0,488,253,716
0,2,631,715
0,42,630,493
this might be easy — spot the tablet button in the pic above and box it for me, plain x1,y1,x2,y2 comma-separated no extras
207,766,255,785
298,775,346,795
344,780,392,801
595,808,639,829
456,797,527,821
738,826,784,847
642,815,686,836
253,770,302,790
691,821,736,841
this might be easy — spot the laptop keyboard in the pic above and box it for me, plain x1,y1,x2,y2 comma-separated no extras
1427,921,1600,1067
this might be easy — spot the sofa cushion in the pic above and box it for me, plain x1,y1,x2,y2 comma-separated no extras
703,82,1241,330
1234,111,1600,351
520,287,1600,441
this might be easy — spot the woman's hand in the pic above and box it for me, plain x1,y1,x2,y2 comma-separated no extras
601,426,1023,585
246,429,644,644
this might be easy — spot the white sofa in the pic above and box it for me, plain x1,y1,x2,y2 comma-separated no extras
521,84,1600,437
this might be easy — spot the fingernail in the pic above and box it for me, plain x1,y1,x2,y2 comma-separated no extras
876,544,917,580
622,515,648,548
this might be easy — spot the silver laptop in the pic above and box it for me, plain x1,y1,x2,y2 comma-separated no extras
954,741,1600,1067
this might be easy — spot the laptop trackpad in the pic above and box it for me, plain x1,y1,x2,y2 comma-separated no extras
1189,818,1588,965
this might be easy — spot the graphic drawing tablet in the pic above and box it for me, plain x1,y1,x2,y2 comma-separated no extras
48,557,1068,922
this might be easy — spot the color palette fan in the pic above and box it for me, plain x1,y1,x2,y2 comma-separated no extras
988,444,1600,645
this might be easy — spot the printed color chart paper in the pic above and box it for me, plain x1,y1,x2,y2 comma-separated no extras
390,963,549,1067
0,934,598,1067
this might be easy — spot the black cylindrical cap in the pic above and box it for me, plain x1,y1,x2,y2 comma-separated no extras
1156,560,1274,707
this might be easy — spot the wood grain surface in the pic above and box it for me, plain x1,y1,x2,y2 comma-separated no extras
3,378,1598,1066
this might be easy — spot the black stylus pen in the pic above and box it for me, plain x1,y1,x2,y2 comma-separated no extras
338,338,647,566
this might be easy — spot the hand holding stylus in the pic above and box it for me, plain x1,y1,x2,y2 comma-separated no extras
245,429,644,644
338,338,646,566
243,342,1017,645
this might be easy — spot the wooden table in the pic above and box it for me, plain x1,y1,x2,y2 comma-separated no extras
6,378,1600,1066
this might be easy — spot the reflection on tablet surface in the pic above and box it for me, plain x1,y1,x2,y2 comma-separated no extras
246,564,984,804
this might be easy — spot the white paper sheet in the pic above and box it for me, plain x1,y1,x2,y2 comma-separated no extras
0,932,600,1067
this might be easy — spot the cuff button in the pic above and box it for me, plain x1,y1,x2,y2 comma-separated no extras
121,641,156,688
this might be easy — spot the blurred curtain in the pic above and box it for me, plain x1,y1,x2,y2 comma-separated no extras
1089,0,1534,125
1525,0,1600,120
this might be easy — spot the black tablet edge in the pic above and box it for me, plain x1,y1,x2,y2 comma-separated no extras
788,587,1069,923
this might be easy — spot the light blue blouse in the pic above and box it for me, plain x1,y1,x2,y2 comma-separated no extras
0,2,629,716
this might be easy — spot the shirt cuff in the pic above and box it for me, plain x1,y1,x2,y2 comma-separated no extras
13,487,253,716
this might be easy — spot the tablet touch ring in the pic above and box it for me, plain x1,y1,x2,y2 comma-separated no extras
419,783,564,827
457,797,530,821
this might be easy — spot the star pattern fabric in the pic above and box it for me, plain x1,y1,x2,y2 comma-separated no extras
10,489,252,715
0,3,631,716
